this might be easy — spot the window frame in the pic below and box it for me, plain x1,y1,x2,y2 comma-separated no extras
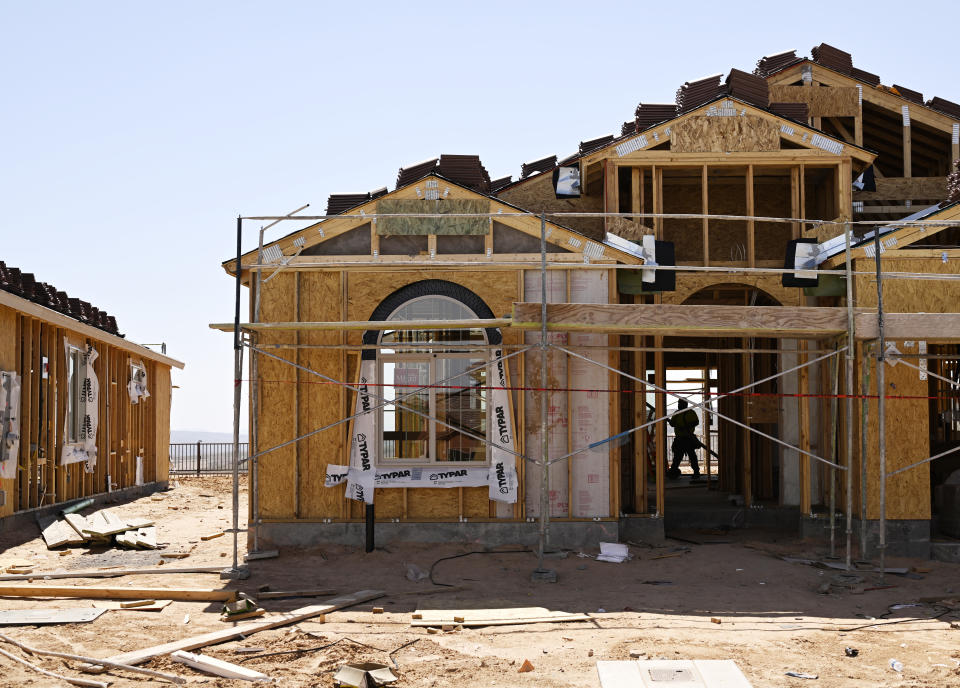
376,294,491,468
65,345,84,445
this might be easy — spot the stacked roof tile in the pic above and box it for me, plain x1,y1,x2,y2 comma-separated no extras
768,102,809,122
725,69,769,109
676,74,725,114
489,176,513,193
396,158,440,188
621,121,637,136
326,193,373,215
894,84,924,105
436,154,491,193
521,155,557,179
579,135,614,156
753,50,803,78
635,103,678,129
811,43,853,75
927,97,960,119
851,67,880,86
0,261,122,336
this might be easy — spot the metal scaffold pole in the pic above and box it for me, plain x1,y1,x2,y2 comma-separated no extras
843,222,855,570
225,215,249,580
532,212,556,583
873,229,887,583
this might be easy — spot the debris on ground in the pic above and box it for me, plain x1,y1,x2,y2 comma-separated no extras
39,507,160,551
171,649,271,682
333,662,398,687
596,542,630,563
411,607,590,627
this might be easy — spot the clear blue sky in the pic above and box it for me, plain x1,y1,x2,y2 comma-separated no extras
2,1,956,433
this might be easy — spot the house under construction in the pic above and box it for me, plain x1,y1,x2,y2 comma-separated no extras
219,43,960,562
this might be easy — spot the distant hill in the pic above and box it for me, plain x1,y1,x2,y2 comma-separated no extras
170,430,249,444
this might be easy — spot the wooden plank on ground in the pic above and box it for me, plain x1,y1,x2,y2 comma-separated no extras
255,589,337,600
0,585,237,601
170,650,270,682
37,516,85,548
92,600,172,611
0,608,107,625
411,607,590,627
99,589,384,669
0,565,224,581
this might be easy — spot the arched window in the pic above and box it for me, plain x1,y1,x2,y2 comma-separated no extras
379,294,490,465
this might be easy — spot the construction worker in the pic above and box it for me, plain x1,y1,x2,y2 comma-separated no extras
667,398,700,480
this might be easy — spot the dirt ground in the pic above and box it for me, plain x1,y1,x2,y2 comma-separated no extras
0,477,958,687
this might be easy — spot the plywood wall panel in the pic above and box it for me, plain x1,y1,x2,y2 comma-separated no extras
298,271,346,519
672,114,780,153
255,273,297,519
497,173,605,240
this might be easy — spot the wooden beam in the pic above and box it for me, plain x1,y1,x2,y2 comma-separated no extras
903,106,912,179
511,304,960,341
211,318,513,332
631,167,641,219
702,165,710,265
798,340,811,515
512,303,849,338
101,590,385,669
746,165,755,268
604,160,618,234
654,334,665,516
0,585,237,601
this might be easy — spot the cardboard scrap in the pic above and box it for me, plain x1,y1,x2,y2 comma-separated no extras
333,662,397,687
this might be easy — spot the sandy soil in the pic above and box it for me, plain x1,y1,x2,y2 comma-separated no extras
0,477,958,687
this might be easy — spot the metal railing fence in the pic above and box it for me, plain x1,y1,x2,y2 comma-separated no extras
169,442,249,475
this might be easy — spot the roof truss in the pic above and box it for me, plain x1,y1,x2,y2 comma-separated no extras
224,175,642,275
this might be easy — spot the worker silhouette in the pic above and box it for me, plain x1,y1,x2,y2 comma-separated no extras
667,399,700,480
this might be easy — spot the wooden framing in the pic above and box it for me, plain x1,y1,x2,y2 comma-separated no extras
0,291,181,518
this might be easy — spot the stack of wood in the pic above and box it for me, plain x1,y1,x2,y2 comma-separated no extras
38,508,157,550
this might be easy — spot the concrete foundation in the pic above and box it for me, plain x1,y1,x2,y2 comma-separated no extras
847,518,931,559
255,517,665,551
0,481,167,535
667,504,801,532
931,541,960,563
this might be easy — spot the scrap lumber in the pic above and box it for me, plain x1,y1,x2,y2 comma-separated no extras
116,526,157,550
93,600,172,611
243,550,278,561
0,565,224,581
201,532,224,541
81,510,130,537
63,514,93,540
171,650,270,682
411,607,590,627
0,645,106,688
0,584,238,602
255,589,337,600
98,589,384,669
0,608,107,625
38,515,85,548
0,633,185,684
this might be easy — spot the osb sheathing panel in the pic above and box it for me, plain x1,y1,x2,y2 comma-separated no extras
671,115,780,153
753,172,794,262
497,173,605,240
768,85,860,118
153,365,171,483
661,174,704,263
661,273,803,307
256,272,297,518
297,271,346,518
852,256,960,520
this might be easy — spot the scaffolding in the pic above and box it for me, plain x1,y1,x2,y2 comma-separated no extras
215,208,960,581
